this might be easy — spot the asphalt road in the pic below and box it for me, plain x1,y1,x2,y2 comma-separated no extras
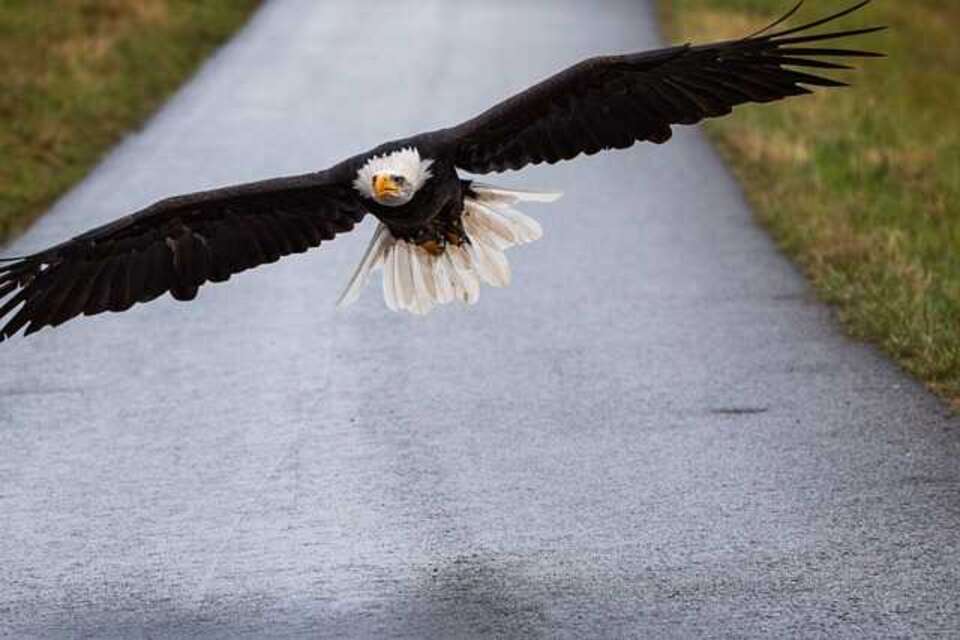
2,1,958,638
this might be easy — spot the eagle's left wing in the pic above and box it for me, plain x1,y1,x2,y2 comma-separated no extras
441,0,883,174
0,167,364,340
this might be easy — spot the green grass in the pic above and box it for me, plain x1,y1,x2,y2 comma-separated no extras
0,0,259,240
659,0,960,406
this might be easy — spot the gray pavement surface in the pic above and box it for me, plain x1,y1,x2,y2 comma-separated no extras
2,1,959,638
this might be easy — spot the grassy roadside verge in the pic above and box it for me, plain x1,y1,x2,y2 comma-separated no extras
0,1,259,240
659,0,960,407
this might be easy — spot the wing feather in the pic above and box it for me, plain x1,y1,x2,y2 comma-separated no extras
0,167,364,340
443,1,883,174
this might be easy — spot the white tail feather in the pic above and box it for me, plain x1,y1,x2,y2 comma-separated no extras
409,249,435,315
337,183,561,314
381,239,399,311
446,244,480,304
336,223,392,309
469,182,563,204
394,241,415,311
432,254,455,304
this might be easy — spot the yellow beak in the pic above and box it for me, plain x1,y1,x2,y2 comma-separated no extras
373,174,401,199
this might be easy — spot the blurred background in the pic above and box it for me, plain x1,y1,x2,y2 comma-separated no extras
0,0,258,239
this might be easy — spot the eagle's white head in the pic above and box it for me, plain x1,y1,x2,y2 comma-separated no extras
353,146,434,207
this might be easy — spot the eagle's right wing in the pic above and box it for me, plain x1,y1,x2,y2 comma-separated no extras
0,168,365,340
441,0,884,174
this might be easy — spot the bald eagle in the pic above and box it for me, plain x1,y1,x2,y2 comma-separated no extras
0,1,882,339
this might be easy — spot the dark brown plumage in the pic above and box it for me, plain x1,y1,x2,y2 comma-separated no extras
0,0,883,339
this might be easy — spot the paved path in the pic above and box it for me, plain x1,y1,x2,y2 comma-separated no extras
2,1,958,637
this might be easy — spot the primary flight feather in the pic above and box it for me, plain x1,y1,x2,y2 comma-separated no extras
0,1,883,339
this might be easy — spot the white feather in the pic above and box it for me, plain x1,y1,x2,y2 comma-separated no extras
394,240,416,311
431,253,456,304
413,248,437,299
382,241,399,311
463,201,514,249
442,252,468,302
469,182,563,204
497,206,543,243
337,223,393,309
465,237,510,288
468,199,542,246
447,245,480,304
409,247,435,315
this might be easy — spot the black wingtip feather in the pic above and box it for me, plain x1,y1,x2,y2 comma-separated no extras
23,321,47,337
778,47,885,58
3,300,39,340
768,56,854,71
773,25,887,48
764,0,874,41
782,69,850,88
0,260,41,339
746,0,805,40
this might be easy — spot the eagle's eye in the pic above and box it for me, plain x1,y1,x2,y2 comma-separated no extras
392,175,407,185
